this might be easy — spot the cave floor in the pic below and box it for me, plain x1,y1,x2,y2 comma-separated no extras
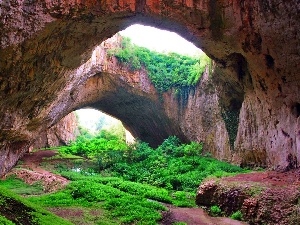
16,150,300,225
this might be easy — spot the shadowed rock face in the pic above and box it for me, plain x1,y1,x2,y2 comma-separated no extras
33,112,79,149
0,0,299,175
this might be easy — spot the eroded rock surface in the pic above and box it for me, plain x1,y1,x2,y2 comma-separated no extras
0,0,299,175
33,112,79,149
196,170,300,225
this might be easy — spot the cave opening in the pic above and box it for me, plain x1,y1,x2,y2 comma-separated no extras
75,108,135,144
66,23,213,147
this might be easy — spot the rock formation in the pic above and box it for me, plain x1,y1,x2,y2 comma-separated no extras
196,170,300,225
33,112,79,149
0,0,299,176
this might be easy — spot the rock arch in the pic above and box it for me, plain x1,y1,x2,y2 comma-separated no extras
0,0,299,175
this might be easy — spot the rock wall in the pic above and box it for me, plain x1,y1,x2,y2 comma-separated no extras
162,66,233,161
33,112,79,149
196,173,300,225
0,0,299,175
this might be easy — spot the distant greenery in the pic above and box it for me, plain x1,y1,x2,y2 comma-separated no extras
109,36,211,92
58,129,128,158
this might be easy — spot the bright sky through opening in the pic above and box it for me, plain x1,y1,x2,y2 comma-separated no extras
120,24,204,56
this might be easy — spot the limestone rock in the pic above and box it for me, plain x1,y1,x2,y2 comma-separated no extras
196,170,300,225
33,112,79,149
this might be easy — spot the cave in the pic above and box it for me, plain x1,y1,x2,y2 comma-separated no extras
0,0,299,176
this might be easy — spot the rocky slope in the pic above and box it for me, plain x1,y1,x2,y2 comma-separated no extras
0,0,299,175
196,169,300,225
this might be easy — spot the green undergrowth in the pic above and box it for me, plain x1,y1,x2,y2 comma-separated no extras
28,174,167,224
57,136,248,193
0,175,44,196
0,133,250,224
58,129,127,159
0,186,73,225
109,36,211,93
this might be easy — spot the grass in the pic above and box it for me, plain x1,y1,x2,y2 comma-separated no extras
0,186,73,225
0,215,16,225
0,175,44,195
47,206,120,225
28,175,167,224
0,135,251,224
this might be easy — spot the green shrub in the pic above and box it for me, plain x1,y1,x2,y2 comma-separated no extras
210,205,222,216
230,210,243,221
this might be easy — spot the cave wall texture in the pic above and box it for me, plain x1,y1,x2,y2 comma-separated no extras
0,0,299,176
33,112,79,149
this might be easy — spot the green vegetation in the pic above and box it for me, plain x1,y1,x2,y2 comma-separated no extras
210,205,222,216
58,129,127,159
0,129,249,224
0,175,44,195
28,175,166,224
109,36,211,92
230,210,243,221
0,186,72,225
0,215,15,225
58,135,246,193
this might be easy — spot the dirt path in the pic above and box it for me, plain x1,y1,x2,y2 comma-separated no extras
21,150,57,170
10,150,69,192
224,168,300,186
161,205,248,225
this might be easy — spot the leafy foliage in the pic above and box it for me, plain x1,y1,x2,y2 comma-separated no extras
230,210,243,221
210,205,222,216
58,129,128,158
58,135,247,193
98,136,246,192
109,36,211,92
28,175,166,224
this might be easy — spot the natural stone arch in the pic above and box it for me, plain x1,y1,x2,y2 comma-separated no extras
0,0,299,175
